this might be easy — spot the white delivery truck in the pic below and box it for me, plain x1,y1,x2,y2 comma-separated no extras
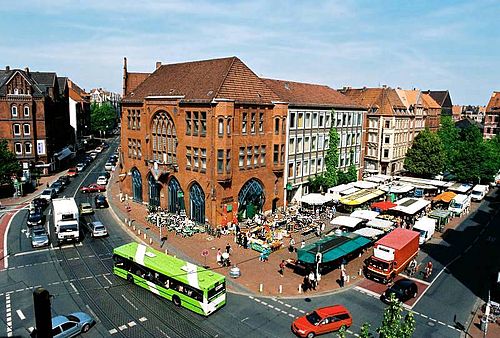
470,184,488,202
413,217,436,244
448,194,471,217
52,197,80,245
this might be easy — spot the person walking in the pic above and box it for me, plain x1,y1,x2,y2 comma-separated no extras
301,239,306,248
279,260,285,277
289,237,295,253
425,261,433,280
309,271,316,290
340,269,346,288
216,248,222,266
225,243,231,255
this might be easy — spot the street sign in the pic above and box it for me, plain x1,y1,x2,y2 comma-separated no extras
201,249,209,257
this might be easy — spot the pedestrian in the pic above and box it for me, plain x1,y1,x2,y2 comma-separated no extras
225,243,231,255
425,261,433,279
279,260,285,277
316,224,321,237
46,182,49,188
302,275,310,292
216,248,222,266
301,239,305,248
289,237,295,253
339,269,346,288
243,234,248,249
309,271,316,290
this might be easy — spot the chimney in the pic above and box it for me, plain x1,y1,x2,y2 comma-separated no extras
25,67,29,74
5,66,10,71
123,57,128,97
156,61,162,69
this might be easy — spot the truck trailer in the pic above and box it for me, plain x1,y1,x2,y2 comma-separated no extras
52,197,80,245
364,228,419,284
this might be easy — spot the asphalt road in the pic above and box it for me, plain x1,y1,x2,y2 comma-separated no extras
0,139,498,337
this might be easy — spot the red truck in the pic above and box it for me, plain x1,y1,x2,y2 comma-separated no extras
364,228,419,284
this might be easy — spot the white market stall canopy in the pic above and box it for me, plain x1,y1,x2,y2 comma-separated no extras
340,187,360,196
364,174,392,184
395,176,454,189
353,180,378,189
300,193,337,205
354,227,384,239
328,183,354,194
447,182,473,194
366,218,394,231
350,210,380,221
379,184,414,194
330,216,364,228
414,216,436,230
392,198,431,215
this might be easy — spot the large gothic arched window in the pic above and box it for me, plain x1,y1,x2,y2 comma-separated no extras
151,111,177,164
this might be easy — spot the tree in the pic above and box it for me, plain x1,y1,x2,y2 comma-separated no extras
90,102,116,134
437,116,459,172
404,129,445,178
308,174,329,193
336,324,347,338
345,162,358,183
325,116,340,187
377,293,416,338
359,323,373,338
0,139,20,184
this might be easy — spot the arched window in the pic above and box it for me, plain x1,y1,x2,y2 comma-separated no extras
148,173,160,207
151,111,177,164
24,106,29,116
189,183,205,224
11,105,18,117
238,179,265,218
131,167,142,202
167,177,184,213
13,124,21,136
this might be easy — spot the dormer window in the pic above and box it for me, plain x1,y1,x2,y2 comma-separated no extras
11,105,18,117
13,88,19,95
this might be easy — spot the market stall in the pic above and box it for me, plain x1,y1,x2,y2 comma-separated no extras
353,227,385,239
366,218,395,232
350,210,380,221
428,209,452,232
330,215,364,231
339,188,385,213
371,200,397,212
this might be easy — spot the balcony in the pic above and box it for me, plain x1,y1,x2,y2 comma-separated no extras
272,162,284,175
216,172,232,184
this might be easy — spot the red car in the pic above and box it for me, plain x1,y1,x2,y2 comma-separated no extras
67,167,78,177
80,183,106,193
291,305,352,338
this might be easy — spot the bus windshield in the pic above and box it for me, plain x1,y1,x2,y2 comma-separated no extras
208,282,226,301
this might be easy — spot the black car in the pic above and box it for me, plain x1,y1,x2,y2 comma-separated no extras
108,157,117,165
27,208,44,227
57,175,70,186
95,194,109,208
50,181,63,194
382,278,418,303
31,197,48,210
101,142,109,149
100,172,111,179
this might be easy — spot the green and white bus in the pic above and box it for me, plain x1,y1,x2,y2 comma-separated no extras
113,242,226,316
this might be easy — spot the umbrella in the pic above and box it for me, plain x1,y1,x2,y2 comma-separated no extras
300,193,335,206
371,200,397,211
432,191,457,203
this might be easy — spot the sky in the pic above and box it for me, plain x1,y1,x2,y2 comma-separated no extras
1,0,498,105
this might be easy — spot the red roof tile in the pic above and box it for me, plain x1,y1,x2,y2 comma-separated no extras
341,87,406,115
486,92,500,112
126,72,150,96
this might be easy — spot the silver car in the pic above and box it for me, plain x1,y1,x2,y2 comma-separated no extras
88,221,108,238
31,226,49,248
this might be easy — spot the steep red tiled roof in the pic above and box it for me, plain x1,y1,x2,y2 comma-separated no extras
126,72,150,96
124,57,279,104
262,78,362,109
486,92,500,112
341,87,406,115
421,93,441,109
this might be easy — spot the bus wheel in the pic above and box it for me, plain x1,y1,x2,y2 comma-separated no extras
172,295,181,307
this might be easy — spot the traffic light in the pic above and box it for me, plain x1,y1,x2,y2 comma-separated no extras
32,288,52,338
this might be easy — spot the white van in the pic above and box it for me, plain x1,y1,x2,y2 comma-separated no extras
471,184,488,202
448,194,471,217
413,217,436,244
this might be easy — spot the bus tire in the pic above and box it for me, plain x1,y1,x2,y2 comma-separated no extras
172,295,181,307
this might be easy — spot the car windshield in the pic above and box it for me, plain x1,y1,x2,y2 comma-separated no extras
66,315,80,322
95,225,105,231
450,201,463,208
33,229,46,236
42,190,51,195
305,311,321,325
390,283,406,294
471,191,481,196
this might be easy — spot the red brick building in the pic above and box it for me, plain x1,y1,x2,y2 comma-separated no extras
0,67,73,176
120,57,287,226
484,91,500,139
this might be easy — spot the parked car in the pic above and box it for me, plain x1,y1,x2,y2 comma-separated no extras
108,157,117,165
101,142,109,149
104,162,114,171
89,152,98,160
80,183,106,194
382,278,418,303
100,172,111,179
291,305,352,338
76,163,85,172
67,167,78,177
86,221,108,238
79,202,94,215
96,175,108,186
95,146,103,153
94,194,109,208
27,208,43,227
31,226,49,248
40,188,56,201
57,175,70,186
31,197,48,210
50,181,63,194
50,312,95,338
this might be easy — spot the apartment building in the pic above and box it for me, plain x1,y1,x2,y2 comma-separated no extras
263,79,365,202
421,93,441,132
484,92,500,139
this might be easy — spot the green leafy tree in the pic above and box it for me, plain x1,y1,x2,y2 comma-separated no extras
404,129,445,178
90,102,116,133
377,293,416,338
0,139,21,184
346,162,358,183
485,135,500,178
336,324,347,338
308,174,329,193
325,115,340,187
359,323,373,338
437,116,459,172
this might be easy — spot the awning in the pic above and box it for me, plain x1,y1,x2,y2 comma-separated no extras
354,227,384,239
379,184,414,194
353,180,378,189
433,191,457,203
371,200,397,211
339,188,385,206
330,216,364,228
300,193,337,205
297,233,371,264
339,187,360,196
328,183,354,194
391,197,431,215
350,210,380,221
56,147,73,161
366,218,394,231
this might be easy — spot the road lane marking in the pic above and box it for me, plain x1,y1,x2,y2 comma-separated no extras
6,293,12,337
109,329,118,334
69,282,79,294
241,317,249,322
16,309,25,320
121,294,139,311
3,205,28,269
139,317,147,322
119,325,127,331
103,274,113,285
128,321,136,327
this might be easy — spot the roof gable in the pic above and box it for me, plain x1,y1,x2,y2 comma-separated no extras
421,93,441,109
486,92,500,112
342,87,406,115
125,72,150,96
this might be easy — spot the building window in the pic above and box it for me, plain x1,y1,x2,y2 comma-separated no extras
357,113,362,126
200,111,207,136
324,136,329,149
24,106,29,116
384,135,390,144
384,149,389,158
303,160,309,176
127,110,131,129
217,149,224,174
281,144,285,163
242,112,247,133
239,147,245,168
311,158,316,174
251,112,256,133
298,113,304,128
311,136,317,151
226,149,231,173
11,105,18,117
152,112,177,164
290,112,296,128
23,124,30,135
193,111,199,136
14,142,22,154
193,148,199,170
317,158,323,172
201,148,207,171
259,112,264,133
296,161,302,177
288,162,294,178
246,147,252,166
13,124,21,136
218,118,224,136
253,146,259,167
318,135,324,149
385,120,390,128
305,113,311,128
312,113,318,128
186,112,192,135
297,137,303,153
274,118,280,134
136,110,141,129
137,141,142,159
289,138,295,154
24,142,32,154
273,144,279,164
325,113,331,127
319,113,324,127
261,145,266,165
282,117,286,133
226,118,231,136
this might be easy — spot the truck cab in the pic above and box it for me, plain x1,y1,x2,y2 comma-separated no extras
470,184,488,202
448,194,471,217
